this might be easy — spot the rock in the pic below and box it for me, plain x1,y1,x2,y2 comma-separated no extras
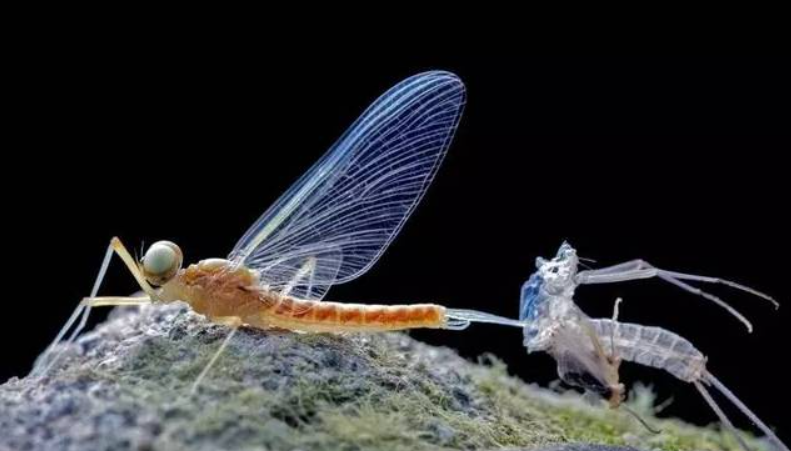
520,447,642,451
0,303,763,451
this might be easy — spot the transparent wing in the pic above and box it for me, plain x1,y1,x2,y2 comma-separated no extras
549,309,618,399
229,71,466,300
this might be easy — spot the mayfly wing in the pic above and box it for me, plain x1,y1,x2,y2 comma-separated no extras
228,71,466,300
546,306,621,400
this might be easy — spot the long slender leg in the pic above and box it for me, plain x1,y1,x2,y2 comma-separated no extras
264,257,318,318
32,241,115,375
576,259,777,332
62,237,157,345
580,259,644,276
578,259,777,307
108,237,158,299
611,297,623,321
608,298,623,364
82,296,152,307
620,403,662,435
68,238,158,344
695,381,753,451
704,373,790,451
191,317,243,394
59,295,152,357
281,256,317,297
32,237,157,376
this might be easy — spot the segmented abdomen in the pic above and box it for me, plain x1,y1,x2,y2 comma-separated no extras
255,297,447,332
589,319,707,382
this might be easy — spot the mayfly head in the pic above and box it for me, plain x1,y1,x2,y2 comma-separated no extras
140,240,183,286
535,242,580,294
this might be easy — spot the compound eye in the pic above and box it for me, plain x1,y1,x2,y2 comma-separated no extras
142,241,183,285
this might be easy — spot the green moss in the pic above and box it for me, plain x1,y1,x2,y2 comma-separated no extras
466,355,768,451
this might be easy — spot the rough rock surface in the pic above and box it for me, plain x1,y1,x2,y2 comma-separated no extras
0,303,762,451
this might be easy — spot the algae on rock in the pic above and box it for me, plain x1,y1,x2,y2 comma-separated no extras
0,303,767,451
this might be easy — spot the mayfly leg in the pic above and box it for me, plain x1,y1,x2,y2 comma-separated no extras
702,373,790,451
695,380,754,451
32,237,156,376
32,242,113,375
608,298,623,358
281,256,317,298
577,259,777,306
576,259,778,332
190,316,242,395
82,296,152,307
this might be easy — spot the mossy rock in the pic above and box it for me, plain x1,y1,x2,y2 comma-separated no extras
0,304,767,451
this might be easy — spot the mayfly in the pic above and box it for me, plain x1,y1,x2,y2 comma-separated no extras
32,71,518,389
507,242,786,451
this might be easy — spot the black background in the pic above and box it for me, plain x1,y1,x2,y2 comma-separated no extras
5,54,789,442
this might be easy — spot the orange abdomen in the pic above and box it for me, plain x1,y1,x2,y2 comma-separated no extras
254,297,447,332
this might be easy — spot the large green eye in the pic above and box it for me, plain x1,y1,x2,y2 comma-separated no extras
142,241,183,285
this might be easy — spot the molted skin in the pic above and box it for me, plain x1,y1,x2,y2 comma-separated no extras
158,259,447,332
517,242,789,451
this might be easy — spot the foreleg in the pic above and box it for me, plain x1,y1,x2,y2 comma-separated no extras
576,259,777,332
